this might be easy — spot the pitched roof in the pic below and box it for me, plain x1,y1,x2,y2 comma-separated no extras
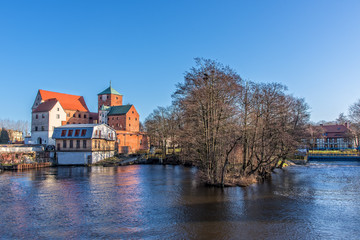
108,105,132,115
321,124,351,138
98,86,122,96
33,99,58,112
39,90,89,112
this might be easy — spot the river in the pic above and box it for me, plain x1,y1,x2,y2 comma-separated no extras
0,162,359,239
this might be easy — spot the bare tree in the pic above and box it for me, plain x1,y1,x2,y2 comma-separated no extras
349,100,360,150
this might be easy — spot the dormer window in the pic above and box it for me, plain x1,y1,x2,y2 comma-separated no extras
68,130,73,136
61,130,67,136
75,130,80,136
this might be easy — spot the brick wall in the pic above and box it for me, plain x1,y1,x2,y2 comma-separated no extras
64,110,91,124
98,94,123,110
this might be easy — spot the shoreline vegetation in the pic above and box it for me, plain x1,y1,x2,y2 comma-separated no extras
145,58,310,188
93,152,300,187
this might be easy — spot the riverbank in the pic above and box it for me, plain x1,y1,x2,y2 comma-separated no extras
0,162,52,171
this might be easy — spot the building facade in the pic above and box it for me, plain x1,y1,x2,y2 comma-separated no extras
98,86,148,153
31,90,98,145
310,123,355,150
30,86,148,153
53,124,116,165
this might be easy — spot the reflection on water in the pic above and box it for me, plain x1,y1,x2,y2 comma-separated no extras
0,162,360,239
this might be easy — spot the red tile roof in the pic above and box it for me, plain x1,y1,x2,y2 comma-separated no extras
33,99,58,112
39,90,89,112
321,124,351,138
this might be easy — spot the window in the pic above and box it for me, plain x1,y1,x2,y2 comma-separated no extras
140,140,142,145
75,129,80,136
35,126,38,131
83,140,87,148
36,114,38,119
76,140,80,149
95,130,98,136
57,143,60,151
84,115,87,118
41,126,45,131
67,113,70,117
81,129,87,136
73,114,75,117
112,117,114,120
135,118,137,121
68,130,73,136
132,111,134,114
61,130,67,136
63,140,67,148
57,108,59,111
116,97,118,100
99,130,101,137
129,117,130,120
56,114,60,119
70,140,73,148
78,114,81,118
42,114,45,118
117,117,118,120
129,124,131,127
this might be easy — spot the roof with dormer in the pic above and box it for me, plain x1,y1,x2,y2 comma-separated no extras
38,90,89,112
97,86,122,96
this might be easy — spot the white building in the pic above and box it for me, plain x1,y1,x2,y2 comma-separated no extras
52,124,116,165
31,99,66,145
30,89,96,145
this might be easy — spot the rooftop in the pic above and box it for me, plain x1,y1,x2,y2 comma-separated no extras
98,86,122,96
39,89,89,112
33,99,58,113
108,105,133,115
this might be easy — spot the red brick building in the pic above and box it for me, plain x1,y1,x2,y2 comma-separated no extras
98,85,148,153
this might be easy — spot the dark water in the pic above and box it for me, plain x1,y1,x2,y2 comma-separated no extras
1,162,360,239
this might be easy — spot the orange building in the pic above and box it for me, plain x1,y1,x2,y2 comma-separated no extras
98,85,148,153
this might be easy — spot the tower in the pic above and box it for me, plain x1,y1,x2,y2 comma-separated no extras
97,83,123,110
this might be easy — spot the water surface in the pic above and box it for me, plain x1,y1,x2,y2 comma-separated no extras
0,162,359,239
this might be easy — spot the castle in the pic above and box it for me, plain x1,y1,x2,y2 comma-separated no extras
30,85,148,153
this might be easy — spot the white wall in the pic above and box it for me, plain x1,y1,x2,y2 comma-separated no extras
48,102,66,145
98,110,108,124
57,151,115,165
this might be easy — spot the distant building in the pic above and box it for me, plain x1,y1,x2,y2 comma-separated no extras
310,123,354,150
52,124,115,165
97,85,148,153
0,129,23,144
31,90,98,145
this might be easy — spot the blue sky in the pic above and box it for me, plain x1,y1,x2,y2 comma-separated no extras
1,0,360,123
